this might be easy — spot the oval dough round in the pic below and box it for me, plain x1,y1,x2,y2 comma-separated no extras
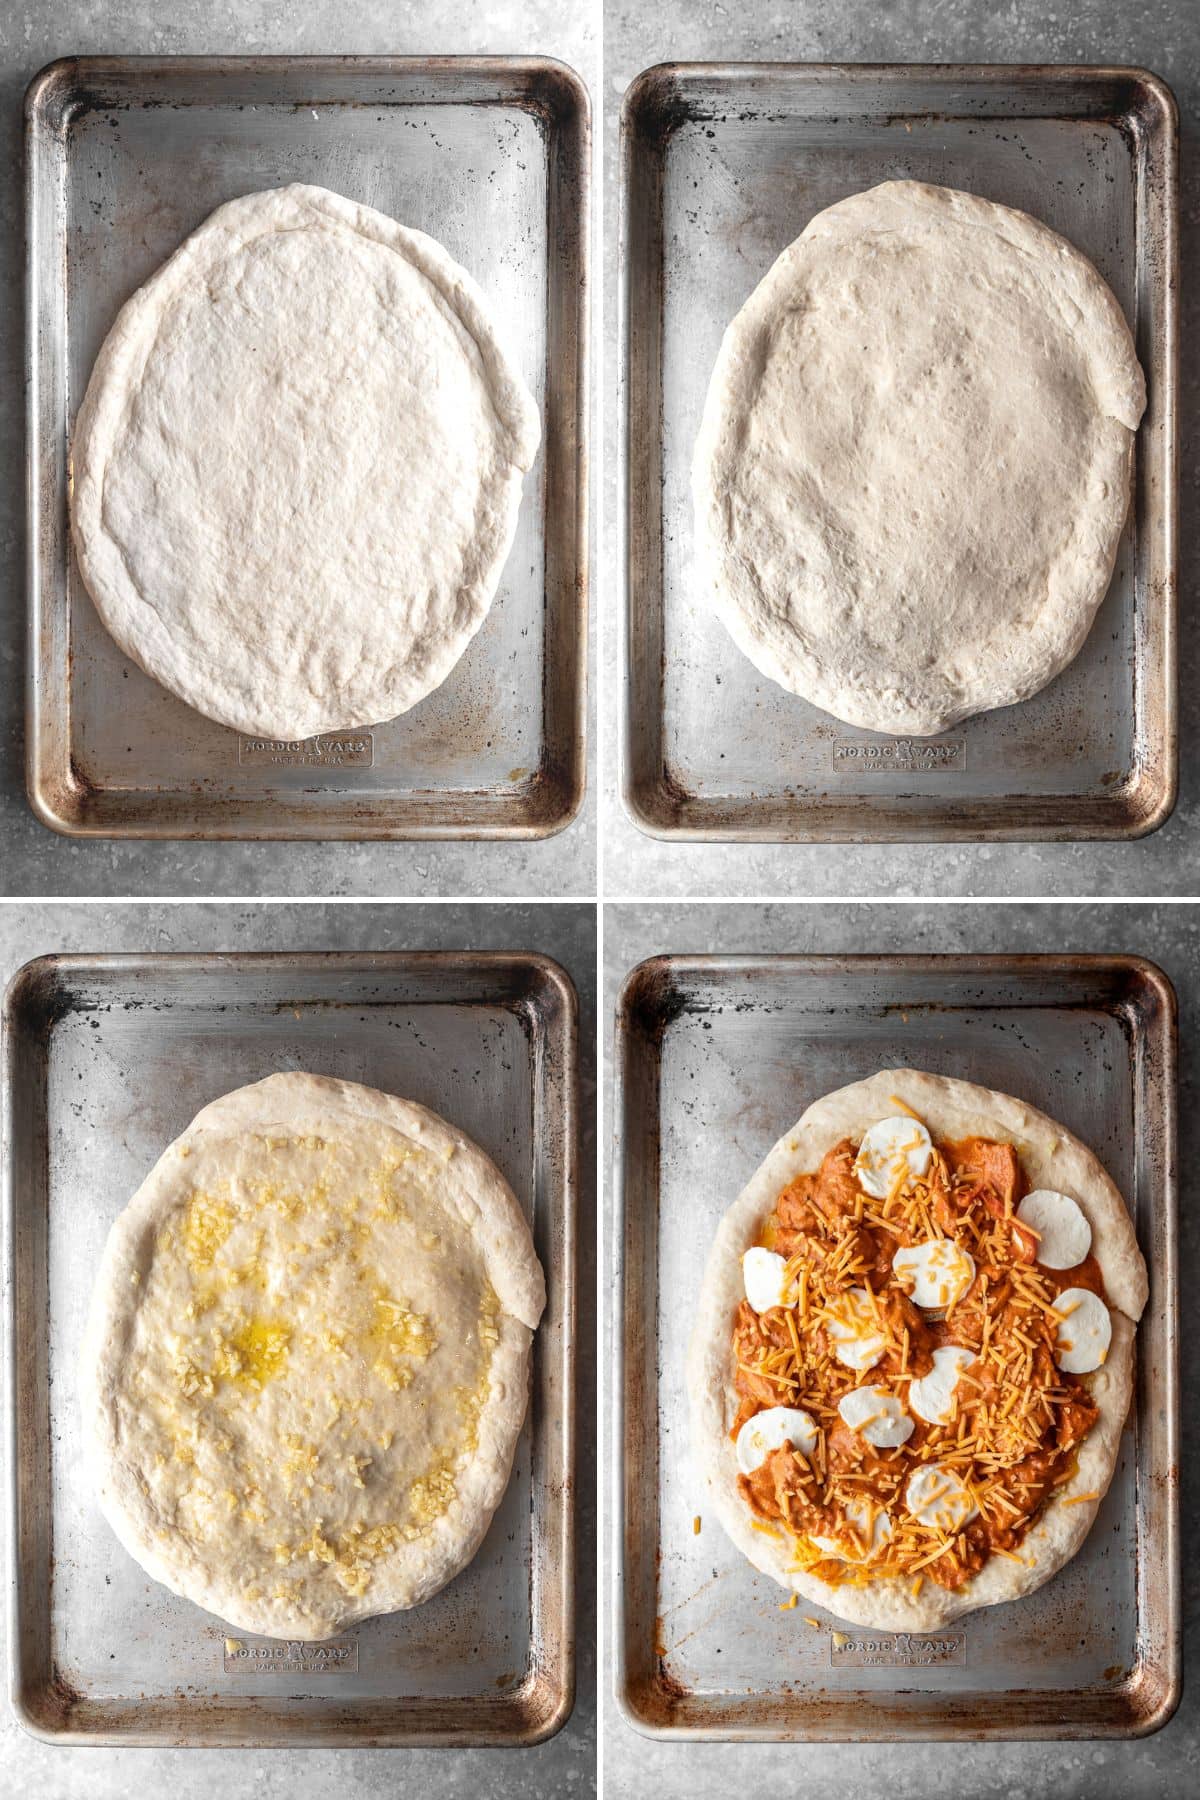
70,184,541,737
81,1073,545,1640
686,1067,1147,1633
692,180,1146,735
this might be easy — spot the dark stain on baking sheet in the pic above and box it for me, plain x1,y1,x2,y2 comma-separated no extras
620,955,697,1045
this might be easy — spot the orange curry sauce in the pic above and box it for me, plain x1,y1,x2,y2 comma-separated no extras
731,1134,1104,1592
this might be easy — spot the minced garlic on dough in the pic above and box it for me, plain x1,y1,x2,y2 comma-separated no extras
81,1073,544,1640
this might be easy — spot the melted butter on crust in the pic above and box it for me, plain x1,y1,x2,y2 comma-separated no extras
211,1317,291,1387
124,1132,503,1626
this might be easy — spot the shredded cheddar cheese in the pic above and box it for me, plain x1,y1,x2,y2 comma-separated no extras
729,1122,1105,1594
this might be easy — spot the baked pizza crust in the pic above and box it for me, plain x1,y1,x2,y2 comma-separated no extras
687,1067,1146,1632
81,1073,545,1639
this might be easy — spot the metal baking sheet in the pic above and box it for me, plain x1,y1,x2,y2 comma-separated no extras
614,955,1178,1738
4,951,577,1745
26,56,589,839
621,65,1177,841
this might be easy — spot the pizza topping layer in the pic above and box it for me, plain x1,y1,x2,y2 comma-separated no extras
905,1463,979,1532
736,1405,818,1474
837,1384,914,1448
893,1238,976,1311
730,1114,1110,1591
812,1495,892,1560
1015,1189,1093,1270
742,1245,792,1314
824,1286,889,1371
1052,1287,1112,1374
854,1115,933,1198
908,1346,974,1426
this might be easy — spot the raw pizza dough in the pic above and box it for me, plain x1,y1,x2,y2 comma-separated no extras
692,181,1146,735
70,184,540,738
687,1067,1147,1632
81,1073,545,1640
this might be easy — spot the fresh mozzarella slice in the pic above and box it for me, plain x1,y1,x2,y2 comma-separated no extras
824,1286,888,1371
743,1246,790,1313
811,1496,893,1561
1052,1287,1112,1374
907,1346,975,1425
854,1115,933,1199
1016,1189,1092,1270
892,1238,975,1311
837,1383,914,1447
905,1463,979,1532
735,1405,819,1474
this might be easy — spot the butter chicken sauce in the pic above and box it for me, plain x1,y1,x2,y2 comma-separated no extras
731,1134,1103,1593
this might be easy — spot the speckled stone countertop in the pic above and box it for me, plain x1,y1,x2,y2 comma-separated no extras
604,900,1197,1798
0,0,596,898
0,900,596,1799
602,0,1200,897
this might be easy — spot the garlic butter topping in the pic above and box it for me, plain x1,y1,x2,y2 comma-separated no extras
81,1073,547,1645
136,1132,500,1614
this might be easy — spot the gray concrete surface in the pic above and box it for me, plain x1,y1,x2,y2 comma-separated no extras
0,0,596,898
0,901,597,1799
602,0,1200,896
603,900,1198,1798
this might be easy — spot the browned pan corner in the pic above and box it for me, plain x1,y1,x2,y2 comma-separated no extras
618,953,694,1046
522,53,592,133
9,1662,80,1746
621,62,697,151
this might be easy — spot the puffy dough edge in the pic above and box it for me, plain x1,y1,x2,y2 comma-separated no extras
691,179,1147,736
79,1071,544,1639
69,182,542,739
685,1065,1145,1633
